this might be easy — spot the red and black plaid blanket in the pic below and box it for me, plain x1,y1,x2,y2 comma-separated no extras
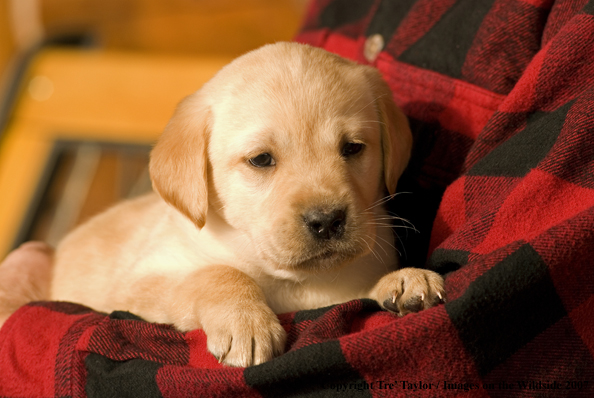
2,0,594,396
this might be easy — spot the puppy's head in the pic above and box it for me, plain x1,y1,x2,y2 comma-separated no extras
150,42,411,274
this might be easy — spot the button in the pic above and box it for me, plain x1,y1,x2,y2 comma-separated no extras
364,34,384,62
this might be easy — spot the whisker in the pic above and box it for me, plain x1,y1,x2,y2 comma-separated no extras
373,216,413,223
365,194,398,211
373,220,418,232
350,94,384,119
392,230,406,260
364,191,412,212
329,267,343,284
372,212,417,229
344,91,366,115
374,234,398,252
361,211,418,232
365,223,419,233
359,236,382,264
362,234,393,273
368,233,389,258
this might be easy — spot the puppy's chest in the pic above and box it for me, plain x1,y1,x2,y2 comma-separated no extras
258,264,389,314
262,280,358,314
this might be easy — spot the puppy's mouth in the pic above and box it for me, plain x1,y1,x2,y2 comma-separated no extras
307,250,339,262
290,246,362,272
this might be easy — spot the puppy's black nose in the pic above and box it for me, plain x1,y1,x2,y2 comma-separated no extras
303,209,346,240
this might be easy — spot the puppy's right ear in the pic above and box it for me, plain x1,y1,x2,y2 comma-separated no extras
362,67,412,195
149,93,210,228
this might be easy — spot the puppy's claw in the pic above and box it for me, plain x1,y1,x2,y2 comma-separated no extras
217,352,226,364
437,291,444,302
383,290,401,313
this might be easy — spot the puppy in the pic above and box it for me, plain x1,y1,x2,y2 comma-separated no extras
50,42,445,367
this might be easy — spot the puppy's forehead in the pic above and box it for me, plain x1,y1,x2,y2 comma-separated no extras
209,43,372,124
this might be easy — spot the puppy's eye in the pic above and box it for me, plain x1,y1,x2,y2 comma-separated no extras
249,153,276,168
341,142,364,158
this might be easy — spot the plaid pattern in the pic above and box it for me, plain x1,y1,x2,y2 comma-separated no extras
2,0,594,396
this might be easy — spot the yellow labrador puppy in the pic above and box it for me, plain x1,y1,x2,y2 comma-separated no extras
51,42,445,367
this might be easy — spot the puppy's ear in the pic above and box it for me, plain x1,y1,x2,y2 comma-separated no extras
149,93,210,228
364,68,412,194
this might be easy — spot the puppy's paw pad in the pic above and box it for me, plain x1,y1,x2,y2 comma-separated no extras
372,268,445,316
382,292,425,314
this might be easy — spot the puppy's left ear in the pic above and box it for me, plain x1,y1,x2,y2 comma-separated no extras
149,92,210,228
364,68,412,194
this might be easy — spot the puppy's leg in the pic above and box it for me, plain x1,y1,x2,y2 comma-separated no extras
369,268,445,316
0,242,53,327
170,265,286,367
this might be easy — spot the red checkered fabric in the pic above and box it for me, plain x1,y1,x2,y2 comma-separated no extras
2,0,594,396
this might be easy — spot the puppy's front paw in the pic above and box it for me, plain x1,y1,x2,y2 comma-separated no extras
370,268,445,316
202,303,286,367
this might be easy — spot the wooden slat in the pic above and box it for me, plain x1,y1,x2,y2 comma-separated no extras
98,1,307,56
39,0,307,56
15,50,234,138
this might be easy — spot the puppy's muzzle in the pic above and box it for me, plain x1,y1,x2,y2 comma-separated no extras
303,208,346,241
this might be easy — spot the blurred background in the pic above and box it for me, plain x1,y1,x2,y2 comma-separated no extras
0,0,308,257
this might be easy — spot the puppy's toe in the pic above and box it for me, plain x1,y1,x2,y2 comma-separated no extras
223,321,286,367
206,329,233,364
204,305,286,367
371,268,445,316
252,322,286,365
